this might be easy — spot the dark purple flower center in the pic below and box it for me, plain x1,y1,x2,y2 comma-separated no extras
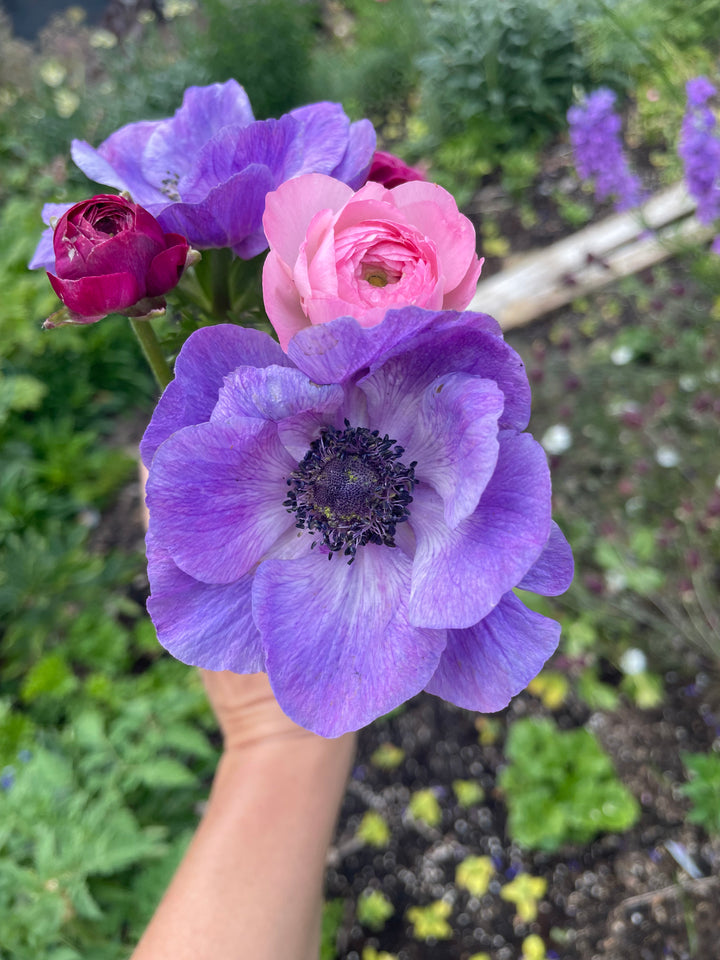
284,420,416,562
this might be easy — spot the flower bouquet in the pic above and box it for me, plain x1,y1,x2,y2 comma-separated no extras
32,80,573,737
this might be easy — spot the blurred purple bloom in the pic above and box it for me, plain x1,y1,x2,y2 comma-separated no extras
142,308,572,737
31,80,375,264
567,88,644,211
679,76,720,249
0,767,14,791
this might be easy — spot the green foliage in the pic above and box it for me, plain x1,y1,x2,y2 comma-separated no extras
175,0,321,118
416,0,598,154
579,0,720,99
499,718,640,851
357,889,394,932
680,752,720,835
309,0,423,129
0,748,167,958
576,667,621,711
320,898,346,960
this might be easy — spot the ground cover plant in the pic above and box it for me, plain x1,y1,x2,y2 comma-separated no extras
1,1,719,958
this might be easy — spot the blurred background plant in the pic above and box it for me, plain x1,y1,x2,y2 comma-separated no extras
1,0,719,956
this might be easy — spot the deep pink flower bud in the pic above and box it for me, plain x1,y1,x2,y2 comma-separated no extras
367,149,427,189
45,195,190,327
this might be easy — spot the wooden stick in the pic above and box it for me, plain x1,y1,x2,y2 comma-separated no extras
470,182,713,330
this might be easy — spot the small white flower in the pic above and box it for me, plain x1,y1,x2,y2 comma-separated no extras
605,569,627,594
54,89,80,119
89,29,117,48
655,445,680,468
625,496,645,515
40,60,66,88
619,647,647,676
611,345,634,366
679,374,697,392
541,424,572,455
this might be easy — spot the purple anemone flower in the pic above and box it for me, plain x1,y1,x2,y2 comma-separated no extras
142,308,573,737
29,80,375,268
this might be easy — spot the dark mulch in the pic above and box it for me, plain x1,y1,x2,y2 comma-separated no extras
327,679,720,960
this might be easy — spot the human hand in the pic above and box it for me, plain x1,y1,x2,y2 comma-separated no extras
135,461,356,960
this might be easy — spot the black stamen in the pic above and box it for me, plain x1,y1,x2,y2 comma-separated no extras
284,422,416,564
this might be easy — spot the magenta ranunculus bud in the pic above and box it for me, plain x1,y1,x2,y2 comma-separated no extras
367,149,427,189
44,194,191,327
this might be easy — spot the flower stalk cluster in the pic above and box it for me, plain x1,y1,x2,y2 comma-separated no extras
567,88,644,212
679,77,720,253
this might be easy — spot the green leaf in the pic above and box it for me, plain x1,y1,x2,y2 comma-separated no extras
499,718,639,851
356,811,391,849
452,779,484,808
406,900,453,941
456,855,494,897
21,653,78,702
132,757,198,789
357,889,394,931
408,789,442,828
370,742,405,770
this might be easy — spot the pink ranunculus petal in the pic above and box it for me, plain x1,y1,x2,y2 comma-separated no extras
262,172,482,347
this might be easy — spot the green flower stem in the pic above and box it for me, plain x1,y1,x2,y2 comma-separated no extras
130,318,173,391
210,247,233,318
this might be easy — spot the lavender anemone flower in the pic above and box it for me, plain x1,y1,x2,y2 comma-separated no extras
567,88,644,211
142,308,573,737
30,80,375,268
679,77,720,249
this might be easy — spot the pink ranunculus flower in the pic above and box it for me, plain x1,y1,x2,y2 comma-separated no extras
44,194,191,327
262,173,483,349
367,149,427,189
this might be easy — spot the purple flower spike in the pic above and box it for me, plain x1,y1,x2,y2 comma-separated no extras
34,81,375,261
143,309,573,737
679,77,720,230
567,88,644,211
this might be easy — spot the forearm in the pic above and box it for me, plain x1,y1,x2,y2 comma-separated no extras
131,729,355,960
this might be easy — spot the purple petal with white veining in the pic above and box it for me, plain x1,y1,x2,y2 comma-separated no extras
403,373,504,528
147,531,264,672
211,364,344,424
287,306,502,387
409,432,551,628
255,544,447,737
146,418,295,583
358,323,531,436
140,80,255,192
72,127,168,208
177,117,298,201
140,324,292,467
424,591,560,711
517,521,574,595
331,118,377,188
287,103,367,179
